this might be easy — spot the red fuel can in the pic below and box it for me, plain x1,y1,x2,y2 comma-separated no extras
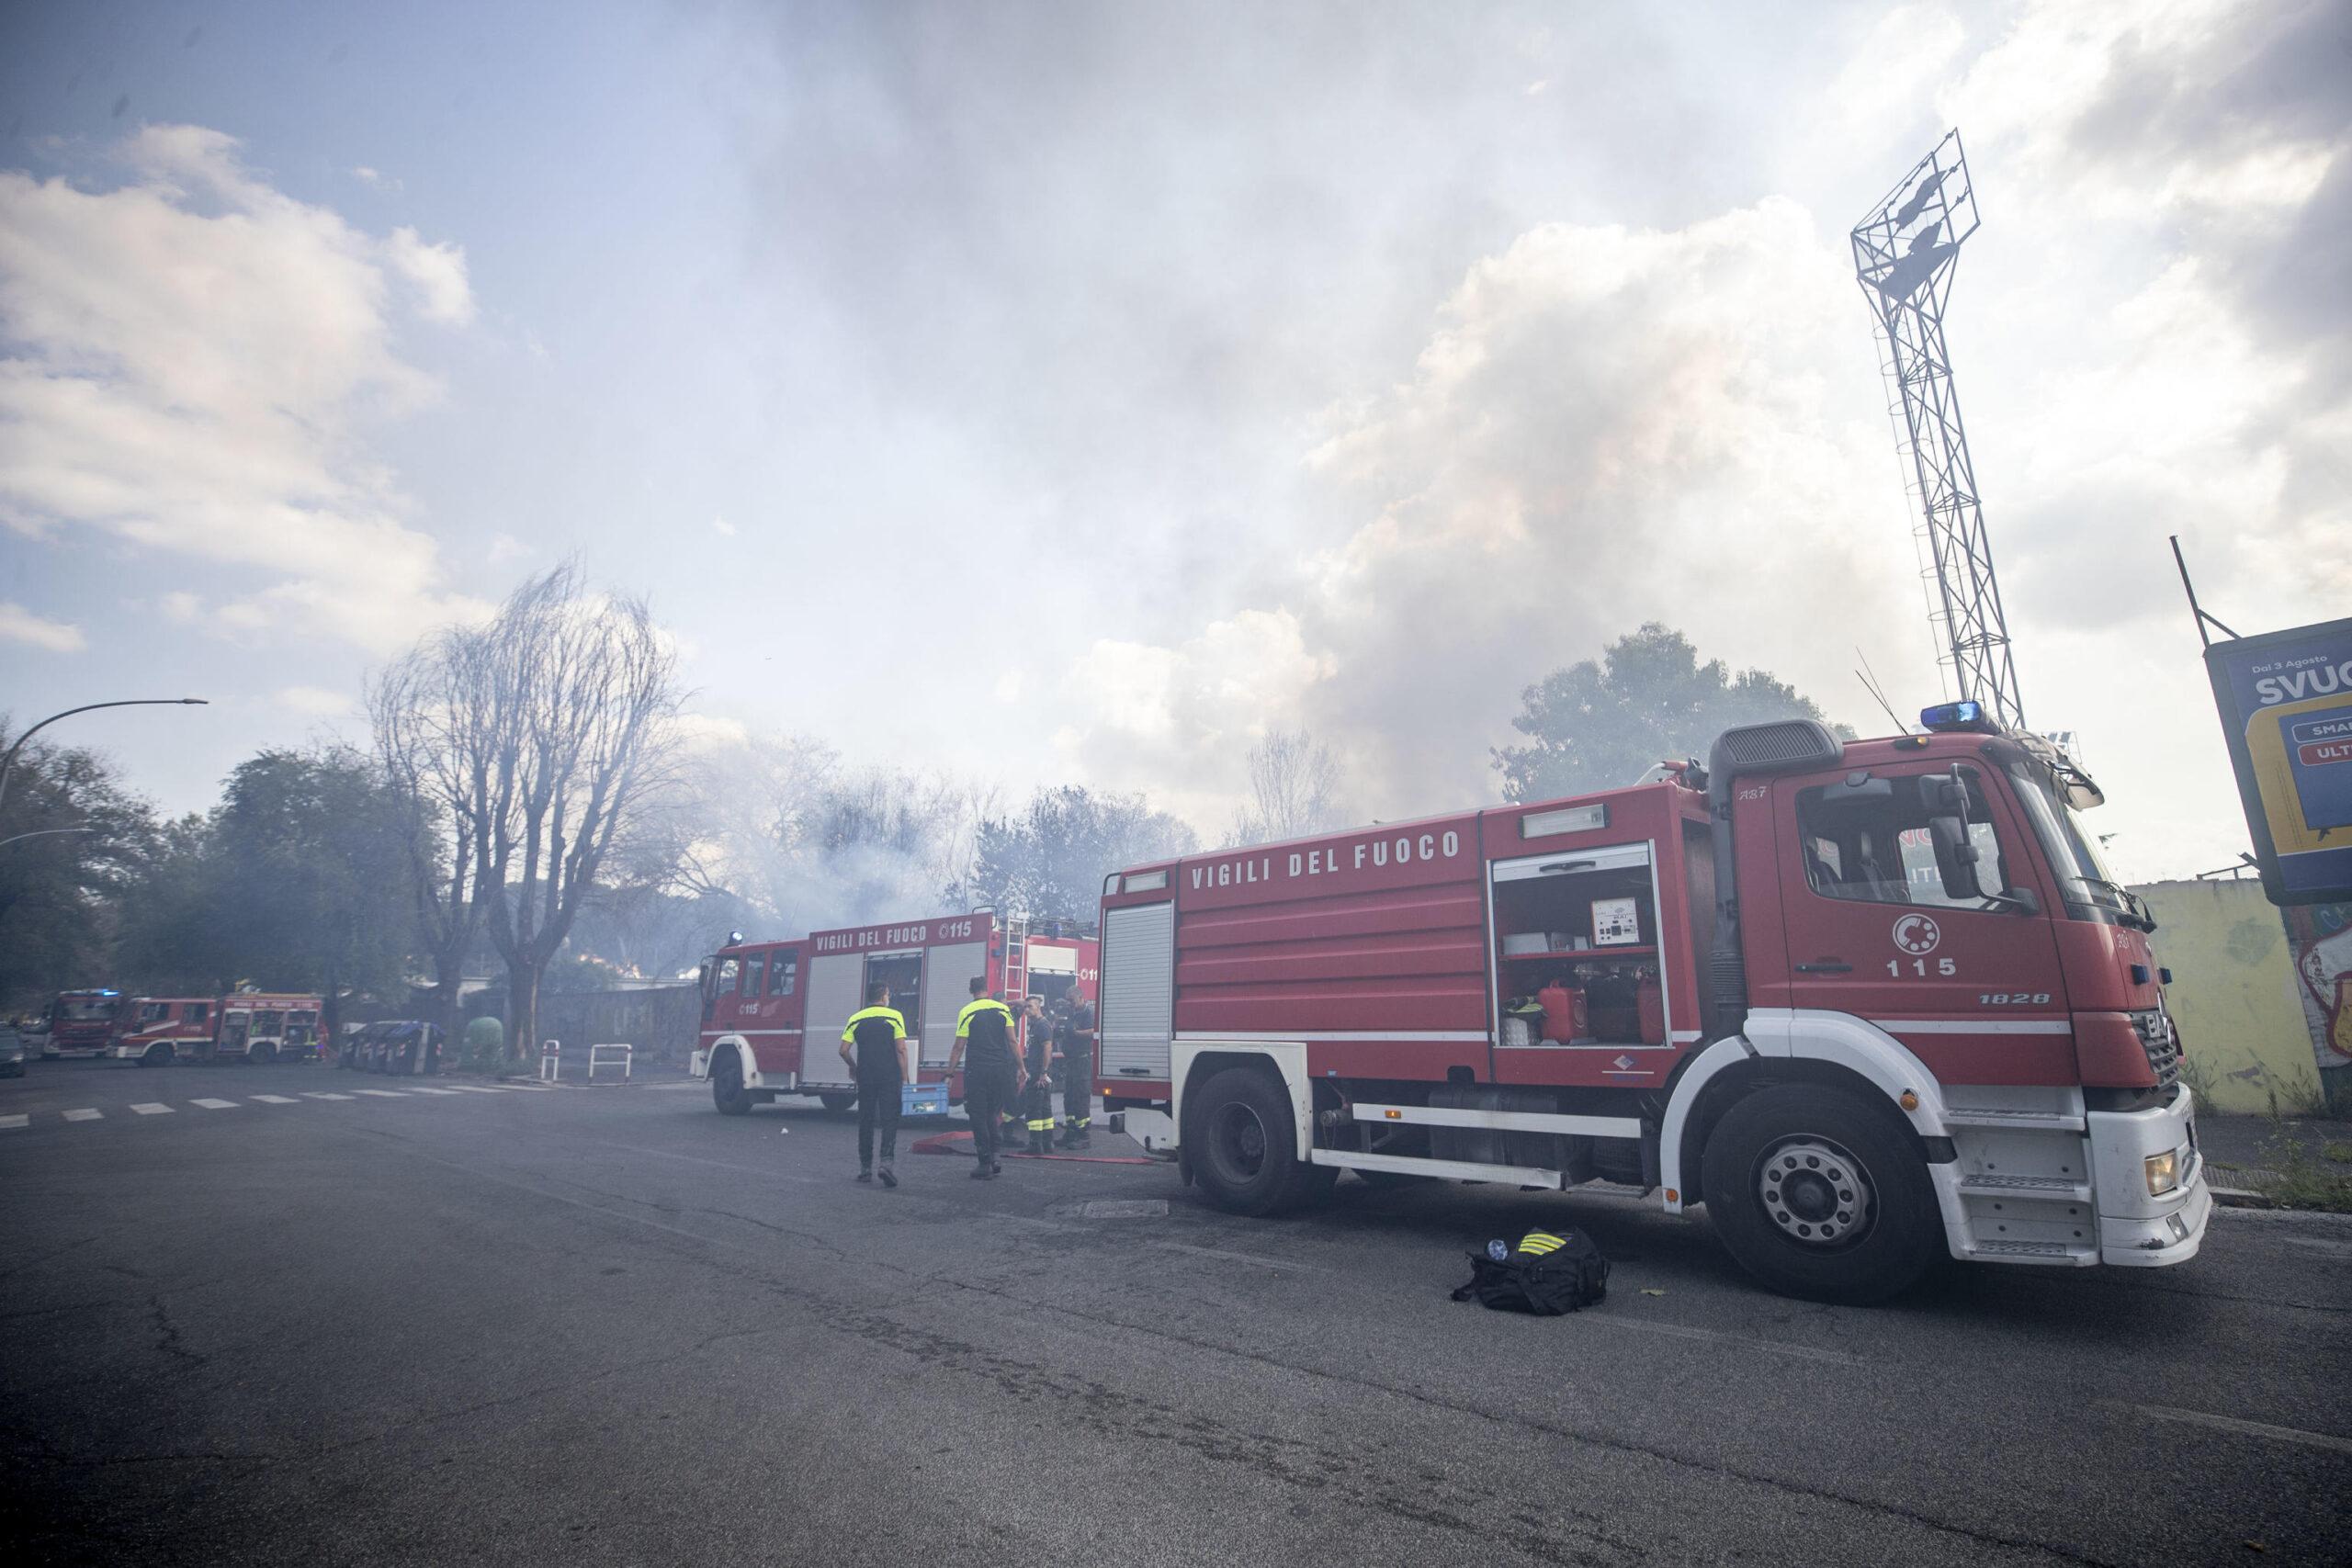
1537,983,1587,1043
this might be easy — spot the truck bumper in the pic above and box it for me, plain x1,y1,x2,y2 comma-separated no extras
2087,1084,2211,1268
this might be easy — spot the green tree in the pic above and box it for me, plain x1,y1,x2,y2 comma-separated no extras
116,748,422,1031
114,813,236,995
1493,624,1845,802
209,748,420,1027
960,785,1198,923
0,724,158,1010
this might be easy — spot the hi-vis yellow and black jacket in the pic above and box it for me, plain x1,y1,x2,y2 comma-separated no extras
842,1006,908,1081
955,997,1016,1067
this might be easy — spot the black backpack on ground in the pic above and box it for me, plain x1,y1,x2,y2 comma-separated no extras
1451,1228,1610,1315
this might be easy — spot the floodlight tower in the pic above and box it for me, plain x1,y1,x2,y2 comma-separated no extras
1852,129,2025,730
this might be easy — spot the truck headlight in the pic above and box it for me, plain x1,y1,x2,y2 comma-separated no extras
2144,1149,2179,1196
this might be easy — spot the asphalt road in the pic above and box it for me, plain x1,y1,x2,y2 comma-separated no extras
3,1057,2346,1567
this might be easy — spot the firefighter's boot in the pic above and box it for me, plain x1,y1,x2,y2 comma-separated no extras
1057,1119,1091,1150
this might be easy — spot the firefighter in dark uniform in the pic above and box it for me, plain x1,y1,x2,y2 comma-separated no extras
949,977,1017,1179
839,983,910,1188
1020,994,1056,1156
1056,992,1096,1149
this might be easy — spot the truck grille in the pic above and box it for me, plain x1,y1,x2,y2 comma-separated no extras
2131,1006,2180,1091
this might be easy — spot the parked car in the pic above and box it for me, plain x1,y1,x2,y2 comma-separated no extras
0,1025,26,1078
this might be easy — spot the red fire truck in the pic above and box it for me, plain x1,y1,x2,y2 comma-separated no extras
691,912,1097,1114
39,988,123,1057
102,992,323,1066
1096,706,2209,1303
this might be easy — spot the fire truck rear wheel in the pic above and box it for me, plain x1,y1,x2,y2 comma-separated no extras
140,1043,173,1068
1189,1066,1322,1216
251,1043,277,1067
711,1050,755,1115
818,1093,858,1113
1700,1083,1939,1305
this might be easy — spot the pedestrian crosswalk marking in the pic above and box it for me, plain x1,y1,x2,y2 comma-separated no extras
130,1103,173,1115
410,1087,462,1095
250,1094,299,1104
62,1108,102,1122
353,1089,409,1098
189,1098,238,1110
446,1085,506,1094
0,1114,26,1130
302,1092,355,1100
1,1083,560,1130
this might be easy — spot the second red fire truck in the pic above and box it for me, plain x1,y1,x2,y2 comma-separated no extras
106,992,324,1066
691,911,1096,1113
1094,706,2209,1303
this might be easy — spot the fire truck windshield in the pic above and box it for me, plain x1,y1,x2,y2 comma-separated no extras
58,997,119,1021
2005,761,2142,926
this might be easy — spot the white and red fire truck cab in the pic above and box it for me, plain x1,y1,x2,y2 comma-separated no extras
1097,708,2209,1302
107,997,218,1066
691,912,1097,1114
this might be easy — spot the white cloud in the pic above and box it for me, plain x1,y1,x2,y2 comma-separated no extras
159,591,199,624
351,165,401,192
0,125,486,653
0,601,85,652
711,515,738,536
385,225,476,325
486,532,530,565
276,684,354,717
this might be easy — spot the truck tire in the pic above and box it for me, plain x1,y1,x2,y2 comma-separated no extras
1699,1083,1941,1305
818,1093,857,1114
141,1043,173,1068
1187,1066,1323,1216
711,1050,754,1115
251,1043,277,1066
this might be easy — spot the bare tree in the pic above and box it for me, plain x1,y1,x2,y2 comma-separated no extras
370,625,510,1042
475,565,683,1062
1226,727,1348,847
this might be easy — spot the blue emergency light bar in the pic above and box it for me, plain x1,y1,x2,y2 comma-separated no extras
1919,701,1996,733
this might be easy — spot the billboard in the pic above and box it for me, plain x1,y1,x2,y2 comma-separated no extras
2205,615,2352,906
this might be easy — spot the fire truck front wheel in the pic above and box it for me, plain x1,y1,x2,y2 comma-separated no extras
711,1050,756,1115
1699,1084,1940,1305
1188,1066,1325,1216
139,1043,173,1067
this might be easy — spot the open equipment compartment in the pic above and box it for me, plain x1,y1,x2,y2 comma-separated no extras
1489,839,1668,1048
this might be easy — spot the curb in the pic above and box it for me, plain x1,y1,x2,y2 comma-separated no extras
2211,1186,2275,1210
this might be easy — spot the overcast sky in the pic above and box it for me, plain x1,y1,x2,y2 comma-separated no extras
1,0,2344,883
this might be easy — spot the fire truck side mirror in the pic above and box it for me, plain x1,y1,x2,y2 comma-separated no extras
1926,811,1984,902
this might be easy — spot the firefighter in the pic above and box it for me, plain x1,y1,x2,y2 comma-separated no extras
1056,990,1096,1149
838,983,910,1188
949,977,1017,1179
1021,994,1056,1156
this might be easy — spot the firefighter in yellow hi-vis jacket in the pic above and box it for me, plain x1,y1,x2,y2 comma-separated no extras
839,983,910,1188
950,977,1018,1179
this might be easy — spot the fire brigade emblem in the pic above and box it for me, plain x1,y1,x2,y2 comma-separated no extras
1893,913,1941,955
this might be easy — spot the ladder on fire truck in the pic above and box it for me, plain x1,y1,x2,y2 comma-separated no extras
1002,918,1030,1002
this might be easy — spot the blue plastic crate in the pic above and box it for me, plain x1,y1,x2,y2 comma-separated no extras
901,1080,951,1117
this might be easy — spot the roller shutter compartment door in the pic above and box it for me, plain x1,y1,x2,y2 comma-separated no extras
1101,902,1175,1082
798,954,865,1089
921,942,986,1068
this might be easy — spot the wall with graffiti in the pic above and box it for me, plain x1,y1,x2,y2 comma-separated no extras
2135,879,2347,1115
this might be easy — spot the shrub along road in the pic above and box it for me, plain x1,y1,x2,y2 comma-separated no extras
3,1059,2346,1566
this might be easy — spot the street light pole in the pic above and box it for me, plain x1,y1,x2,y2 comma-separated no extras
0,698,209,817
0,826,98,851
